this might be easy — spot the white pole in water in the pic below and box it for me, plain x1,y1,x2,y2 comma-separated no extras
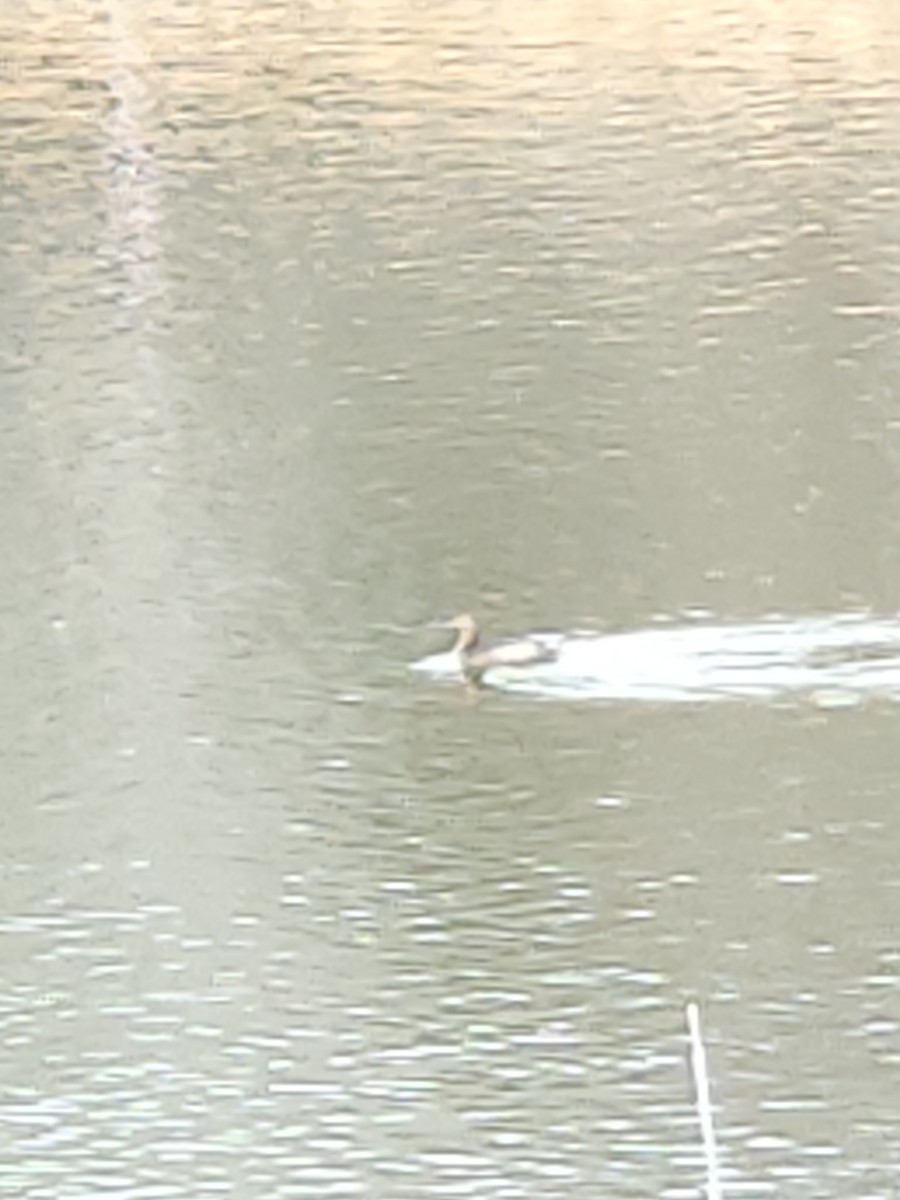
686,1001,723,1200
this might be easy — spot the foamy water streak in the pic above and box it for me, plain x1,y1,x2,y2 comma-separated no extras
413,614,900,702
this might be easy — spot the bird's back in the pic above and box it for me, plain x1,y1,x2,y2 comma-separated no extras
465,635,559,682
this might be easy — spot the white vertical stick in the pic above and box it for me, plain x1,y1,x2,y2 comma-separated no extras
686,1001,723,1200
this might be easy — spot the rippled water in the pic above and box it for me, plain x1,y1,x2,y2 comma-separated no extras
3,0,900,1196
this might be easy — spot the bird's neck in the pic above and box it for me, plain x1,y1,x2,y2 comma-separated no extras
454,628,479,655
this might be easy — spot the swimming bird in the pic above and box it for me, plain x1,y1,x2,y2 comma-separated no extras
437,613,561,684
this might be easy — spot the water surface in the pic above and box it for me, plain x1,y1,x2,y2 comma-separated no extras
3,1,900,1196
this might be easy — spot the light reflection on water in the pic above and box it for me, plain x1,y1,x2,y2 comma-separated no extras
413,612,900,702
2,0,900,1195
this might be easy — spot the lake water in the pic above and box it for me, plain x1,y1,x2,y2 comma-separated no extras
3,1,900,1196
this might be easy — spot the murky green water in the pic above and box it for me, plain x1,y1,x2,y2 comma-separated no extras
3,1,900,1196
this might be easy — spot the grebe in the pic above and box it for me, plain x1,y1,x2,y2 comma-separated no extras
438,613,560,684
